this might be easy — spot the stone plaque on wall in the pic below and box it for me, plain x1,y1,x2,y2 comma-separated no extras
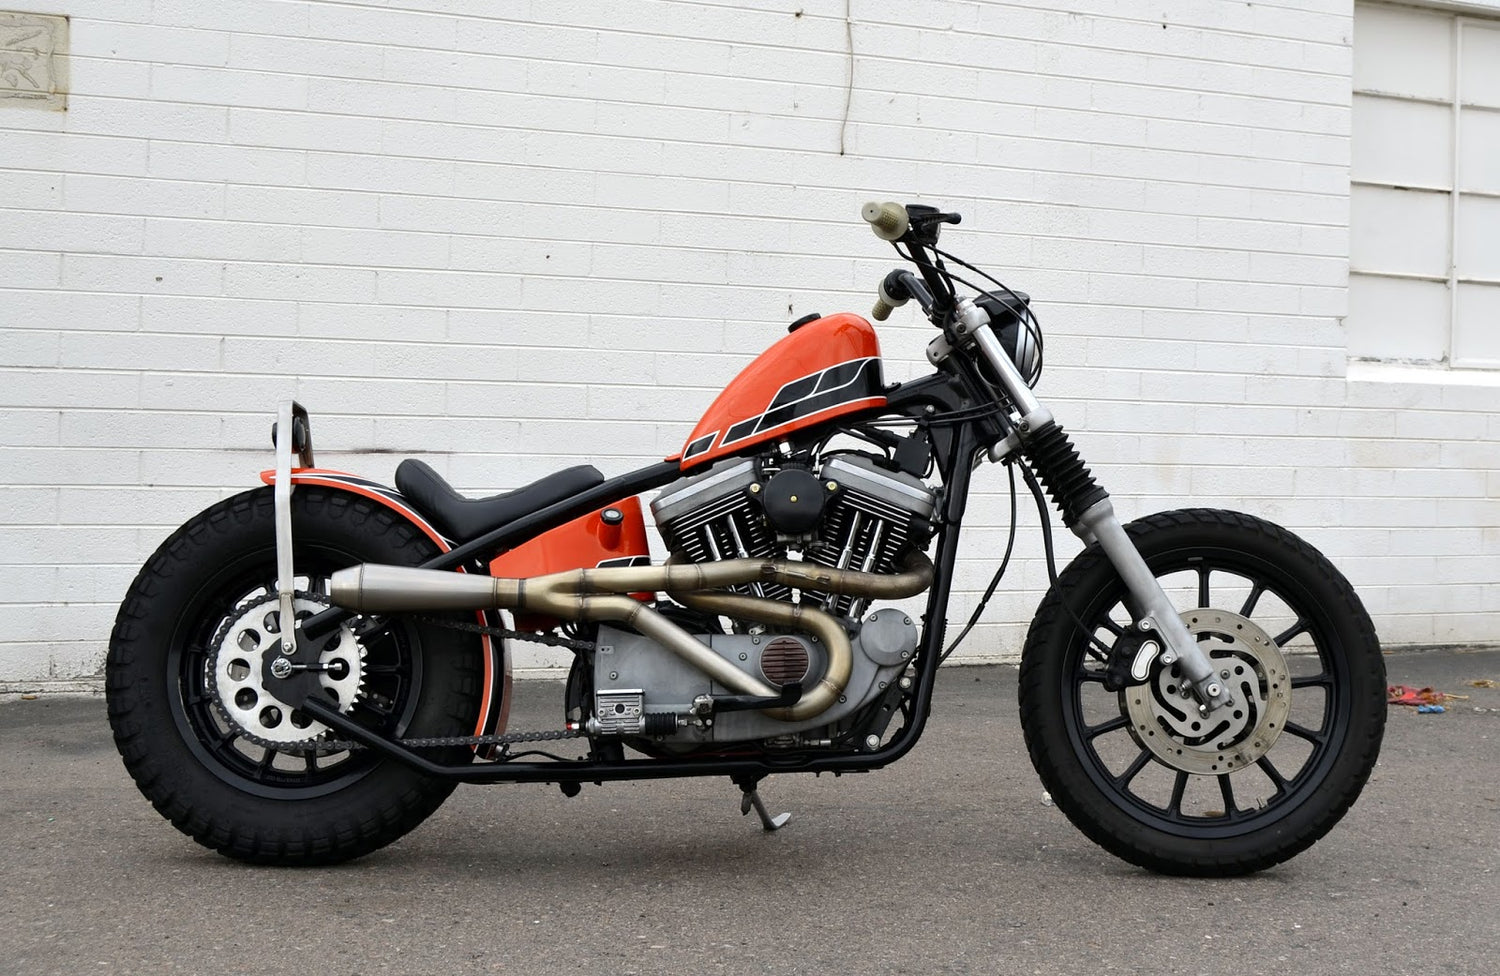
0,11,68,110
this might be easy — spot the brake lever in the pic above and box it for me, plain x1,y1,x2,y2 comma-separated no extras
906,206,961,246
910,210,961,228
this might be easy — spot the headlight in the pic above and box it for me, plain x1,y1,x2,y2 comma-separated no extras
976,291,1041,387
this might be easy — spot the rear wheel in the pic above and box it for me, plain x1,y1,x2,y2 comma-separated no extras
1018,509,1386,876
107,486,485,864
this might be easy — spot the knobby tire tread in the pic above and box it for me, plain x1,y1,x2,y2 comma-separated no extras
107,487,485,865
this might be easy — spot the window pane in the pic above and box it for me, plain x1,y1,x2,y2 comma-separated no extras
1352,95,1453,189
1458,106,1500,195
1351,184,1450,278
1457,193,1500,281
1348,273,1450,361
1460,21,1500,110
1355,3,1453,102
1453,282,1500,367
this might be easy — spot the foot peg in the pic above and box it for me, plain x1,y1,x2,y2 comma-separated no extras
737,781,790,832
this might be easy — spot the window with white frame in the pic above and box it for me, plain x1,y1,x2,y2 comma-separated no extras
1350,2,1500,369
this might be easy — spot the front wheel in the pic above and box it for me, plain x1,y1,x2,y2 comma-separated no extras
1018,509,1386,876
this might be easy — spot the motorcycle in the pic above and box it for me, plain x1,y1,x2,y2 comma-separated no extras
106,202,1386,876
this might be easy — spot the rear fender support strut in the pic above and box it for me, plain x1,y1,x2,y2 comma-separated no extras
272,400,314,655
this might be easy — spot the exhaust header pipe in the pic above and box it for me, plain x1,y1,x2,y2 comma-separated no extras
330,553,933,722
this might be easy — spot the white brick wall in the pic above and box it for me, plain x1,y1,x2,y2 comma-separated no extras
2,0,1496,686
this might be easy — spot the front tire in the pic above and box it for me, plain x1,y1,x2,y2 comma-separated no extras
106,486,485,865
1018,509,1385,876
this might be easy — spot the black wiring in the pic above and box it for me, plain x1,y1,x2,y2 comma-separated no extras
894,238,1019,317
886,235,1046,391
877,221,1099,664
925,409,1006,428
891,240,956,308
938,460,1019,665
895,241,964,292
911,404,1008,427
932,245,1045,384
853,402,1009,429
828,425,900,456
1016,462,1113,664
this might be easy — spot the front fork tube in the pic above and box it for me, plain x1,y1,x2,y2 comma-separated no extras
1071,500,1234,712
957,301,1234,714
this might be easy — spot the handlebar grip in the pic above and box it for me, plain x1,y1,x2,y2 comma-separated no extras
871,275,909,321
861,201,909,241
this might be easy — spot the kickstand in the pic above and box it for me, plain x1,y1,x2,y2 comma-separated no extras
735,777,790,832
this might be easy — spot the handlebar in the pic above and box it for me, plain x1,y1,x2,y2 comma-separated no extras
861,201,961,321
871,269,934,322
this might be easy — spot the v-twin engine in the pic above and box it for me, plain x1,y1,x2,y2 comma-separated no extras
603,453,939,745
651,453,938,620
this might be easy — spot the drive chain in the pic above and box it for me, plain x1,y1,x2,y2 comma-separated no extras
414,613,597,653
284,616,593,754
309,726,585,754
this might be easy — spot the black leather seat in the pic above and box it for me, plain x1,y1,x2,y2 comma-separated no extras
394,459,605,543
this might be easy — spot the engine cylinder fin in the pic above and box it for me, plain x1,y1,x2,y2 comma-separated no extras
805,477,923,618
650,453,937,621
656,461,792,602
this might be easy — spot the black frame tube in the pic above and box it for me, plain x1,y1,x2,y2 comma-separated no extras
426,460,684,571
298,391,987,785
303,459,686,638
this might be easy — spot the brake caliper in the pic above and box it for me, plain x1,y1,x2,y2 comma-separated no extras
1102,630,1161,693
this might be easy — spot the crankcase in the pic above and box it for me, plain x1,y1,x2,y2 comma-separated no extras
592,612,917,745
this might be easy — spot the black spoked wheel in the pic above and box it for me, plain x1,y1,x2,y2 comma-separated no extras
172,570,417,798
1018,509,1386,876
107,486,485,864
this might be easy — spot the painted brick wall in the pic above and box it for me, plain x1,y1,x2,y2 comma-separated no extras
1,0,1495,686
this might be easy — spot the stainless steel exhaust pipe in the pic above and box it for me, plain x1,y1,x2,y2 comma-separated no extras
673,589,851,721
663,552,932,721
330,564,777,700
330,552,932,615
329,551,934,722
330,563,513,612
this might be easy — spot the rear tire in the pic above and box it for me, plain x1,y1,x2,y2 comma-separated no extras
106,486,484,865
1018,509,1386,876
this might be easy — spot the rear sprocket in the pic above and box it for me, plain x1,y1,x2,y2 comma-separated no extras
207,592,365,751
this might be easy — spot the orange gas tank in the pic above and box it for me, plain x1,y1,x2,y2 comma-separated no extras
676,313,885,470
489,497,652,630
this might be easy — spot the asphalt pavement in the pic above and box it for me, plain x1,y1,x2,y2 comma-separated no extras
3,648,1498,976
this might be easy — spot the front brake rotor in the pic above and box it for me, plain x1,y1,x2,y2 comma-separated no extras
1122,610,1291,775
